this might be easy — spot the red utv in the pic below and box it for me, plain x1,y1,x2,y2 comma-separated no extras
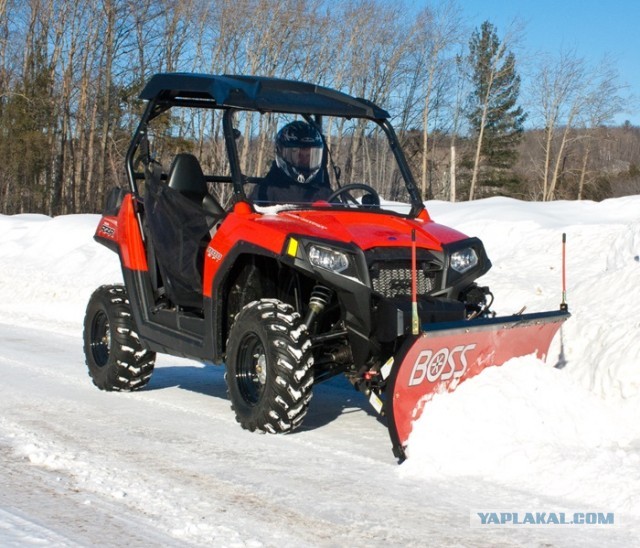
84,74,568,460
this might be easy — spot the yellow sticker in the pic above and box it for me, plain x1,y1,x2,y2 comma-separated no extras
287,238,298,257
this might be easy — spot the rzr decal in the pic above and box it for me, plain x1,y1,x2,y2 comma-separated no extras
207,247,223,261
99,221,117,240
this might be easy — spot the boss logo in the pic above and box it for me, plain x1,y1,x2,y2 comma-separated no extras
408,343,477,386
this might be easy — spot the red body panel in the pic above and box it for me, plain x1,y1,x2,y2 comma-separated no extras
94,194,148,271
97,199,470,298
387,311,569,455
203,205,469,297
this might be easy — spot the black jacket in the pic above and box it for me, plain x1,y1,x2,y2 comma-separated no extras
249,162,332,205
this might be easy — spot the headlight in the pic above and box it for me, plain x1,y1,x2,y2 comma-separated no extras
450,247,478,273
308,245,349,273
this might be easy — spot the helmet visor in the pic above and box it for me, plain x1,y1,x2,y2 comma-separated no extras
280,146,323,172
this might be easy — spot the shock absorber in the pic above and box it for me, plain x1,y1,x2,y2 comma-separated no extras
303,284,333,329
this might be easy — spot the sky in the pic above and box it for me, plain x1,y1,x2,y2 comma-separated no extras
438,0,640,125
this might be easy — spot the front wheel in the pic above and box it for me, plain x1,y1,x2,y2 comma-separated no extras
83,285,156,391
225,299,314,433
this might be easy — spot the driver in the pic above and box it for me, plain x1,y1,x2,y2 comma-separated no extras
250,121,332,205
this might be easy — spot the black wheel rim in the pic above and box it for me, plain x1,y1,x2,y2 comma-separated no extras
236,333,267,405
90,310,111,367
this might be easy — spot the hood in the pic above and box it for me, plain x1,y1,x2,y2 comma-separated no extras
266,209,469,251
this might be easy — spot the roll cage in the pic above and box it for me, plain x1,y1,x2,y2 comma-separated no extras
125,72,425,215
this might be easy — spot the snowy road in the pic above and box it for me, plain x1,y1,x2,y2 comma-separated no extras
1,199,639,546
0,320,635,547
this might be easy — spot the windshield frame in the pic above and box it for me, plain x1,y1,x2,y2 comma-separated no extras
223,109,424,217
127,78,426,218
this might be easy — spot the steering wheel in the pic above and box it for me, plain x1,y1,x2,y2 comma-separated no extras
326,183,381,208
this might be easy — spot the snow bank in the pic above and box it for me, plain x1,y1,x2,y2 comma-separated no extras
1,196,639,528
402,196,640,516
0,213,121,332
401,355,640,514
420,196,640,400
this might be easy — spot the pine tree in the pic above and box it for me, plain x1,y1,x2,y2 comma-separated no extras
466,21,526,198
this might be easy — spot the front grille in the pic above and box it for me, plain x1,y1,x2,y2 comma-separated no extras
370,261,437,298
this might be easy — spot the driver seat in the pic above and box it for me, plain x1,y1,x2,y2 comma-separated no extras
167,153,225,216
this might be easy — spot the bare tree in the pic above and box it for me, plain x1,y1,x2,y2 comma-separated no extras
0,0,10,90
575,58,626,199
529,49,587,200
448,56,468,202
409,2,463,200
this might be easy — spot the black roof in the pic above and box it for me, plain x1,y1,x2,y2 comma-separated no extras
139,73,389,119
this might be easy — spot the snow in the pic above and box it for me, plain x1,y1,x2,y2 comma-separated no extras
1,196,639,546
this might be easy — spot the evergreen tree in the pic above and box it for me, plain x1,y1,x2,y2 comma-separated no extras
466,21,526,198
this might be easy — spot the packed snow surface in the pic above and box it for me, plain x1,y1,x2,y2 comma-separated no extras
0,196,639,546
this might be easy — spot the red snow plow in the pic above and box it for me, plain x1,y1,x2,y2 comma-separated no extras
384,310,568,459
83,73,569,462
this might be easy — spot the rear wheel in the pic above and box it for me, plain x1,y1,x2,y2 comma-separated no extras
225,299,314,433
83,285,156,391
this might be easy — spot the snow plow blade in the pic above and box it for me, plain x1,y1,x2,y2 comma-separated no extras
385,309,570,461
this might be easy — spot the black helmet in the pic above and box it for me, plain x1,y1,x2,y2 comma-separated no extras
275,121,324,184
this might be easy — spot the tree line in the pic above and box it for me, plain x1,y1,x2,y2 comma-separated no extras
0,0,637,215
